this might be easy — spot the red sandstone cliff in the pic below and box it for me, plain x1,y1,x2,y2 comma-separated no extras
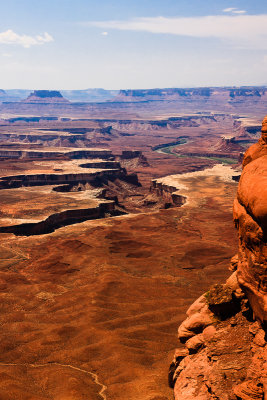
234,116,267,325
169,116,267,399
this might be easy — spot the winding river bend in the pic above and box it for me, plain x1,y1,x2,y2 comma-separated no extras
153,138,238,165
152,137,188,154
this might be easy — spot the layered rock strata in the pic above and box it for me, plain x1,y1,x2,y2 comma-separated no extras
0,201,119,236
0,147,113,160
0,169,137,189
170,116,267,399
150,179,186,207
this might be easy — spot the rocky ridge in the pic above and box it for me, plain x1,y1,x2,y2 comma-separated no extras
170,116,267,399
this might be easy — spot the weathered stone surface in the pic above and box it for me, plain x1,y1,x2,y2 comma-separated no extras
205,283,237,317
202,325,217,341
178,300,213,342
233,380,264,400
173,306,265,399
173,349,211,400
229,254,239,271
243,115,267,167
172,115,267,399
234,117,267,324
186,294,207,316
237,155,267,230
185,333,204,352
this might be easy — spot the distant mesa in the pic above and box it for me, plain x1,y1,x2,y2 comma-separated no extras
112,88,213,102
31,90,64,99
1,88,118,103
112,86,267,103
23,90,70,103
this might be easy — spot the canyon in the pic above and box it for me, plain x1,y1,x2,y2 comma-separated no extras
0,88,265,400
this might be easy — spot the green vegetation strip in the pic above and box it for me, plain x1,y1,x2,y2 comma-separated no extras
154,141,238,165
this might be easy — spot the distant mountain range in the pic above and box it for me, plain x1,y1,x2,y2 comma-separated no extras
0,89,119,103
2,87,267,116
112,86,267,102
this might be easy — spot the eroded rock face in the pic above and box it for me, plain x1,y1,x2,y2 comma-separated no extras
234,117,267,324
171,115,267,399
243,115,267,167
171,273,267,400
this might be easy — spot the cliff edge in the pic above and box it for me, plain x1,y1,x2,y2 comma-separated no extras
169,116,267,399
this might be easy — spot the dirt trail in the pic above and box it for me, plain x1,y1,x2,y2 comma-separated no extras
0,362,107,400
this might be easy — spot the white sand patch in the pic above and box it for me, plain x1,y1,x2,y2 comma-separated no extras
156,164,240,189
154,164,240,207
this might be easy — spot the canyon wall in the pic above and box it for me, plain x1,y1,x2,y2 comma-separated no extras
234,116,267,324
170,116,267,399
0,201,117,236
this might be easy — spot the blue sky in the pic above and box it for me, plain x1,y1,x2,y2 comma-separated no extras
1,0,267,89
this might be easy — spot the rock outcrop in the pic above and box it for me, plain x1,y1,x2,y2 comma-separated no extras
170,116,267,399
242,115,267,168
24,90,69,103
150,179,187,207
234,116,267,324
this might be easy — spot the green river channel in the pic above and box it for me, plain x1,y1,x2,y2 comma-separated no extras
153,138,238,165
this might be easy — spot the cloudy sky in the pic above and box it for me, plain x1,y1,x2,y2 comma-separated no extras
1,0,267,89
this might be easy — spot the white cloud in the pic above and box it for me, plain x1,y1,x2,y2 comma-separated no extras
88,14,267,48
0,30,54,48
232,10,246,14
223,8,246,14
223,7,237,12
